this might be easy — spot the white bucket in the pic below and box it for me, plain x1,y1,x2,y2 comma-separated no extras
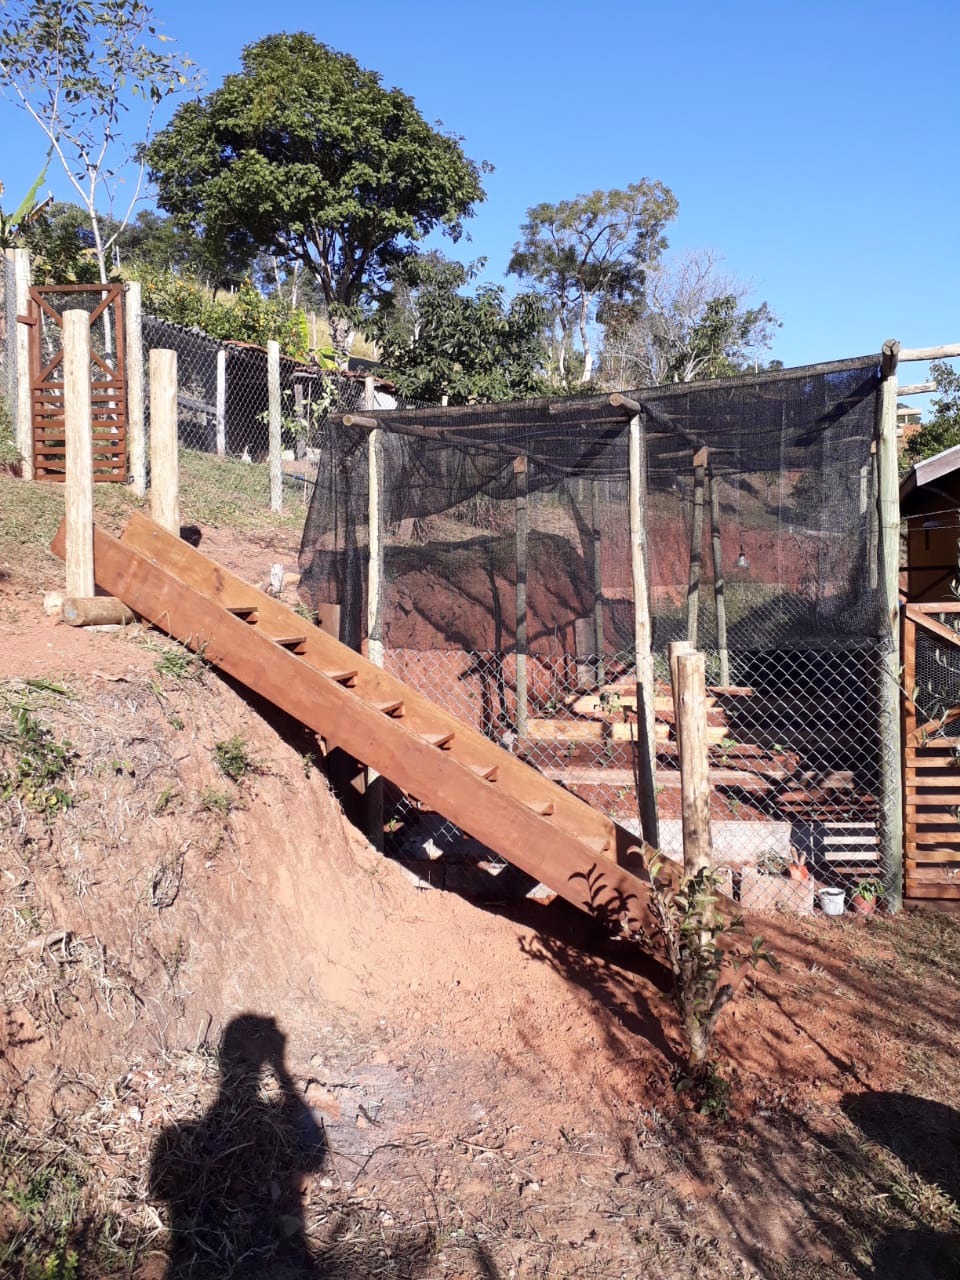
818,887,845,916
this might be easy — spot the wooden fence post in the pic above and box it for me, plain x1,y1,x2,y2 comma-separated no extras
515,454,529,737
125,281,146,497
63,311,95,598
590,480,605,684
149,349,179,535
629,411,659,848
708,465,729,686
13,247,33,480
878,338,904,911
268,339,282,512
672,647,714,881
365,376,384,848
686,447,708,645
215,348,227,457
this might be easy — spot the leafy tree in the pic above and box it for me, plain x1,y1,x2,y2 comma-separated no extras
0,0,200,286
601,249,779,388
146,33,487,358
372,253,548,404
903,362,960,465
508,182,678,386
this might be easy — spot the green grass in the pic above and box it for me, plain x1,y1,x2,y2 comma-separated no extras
213,734,255,782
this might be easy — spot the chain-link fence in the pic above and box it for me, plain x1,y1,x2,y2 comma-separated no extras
302,358,901,914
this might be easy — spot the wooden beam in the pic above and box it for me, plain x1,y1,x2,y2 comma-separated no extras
629,411,658,849
62,596,137,627
342,413,382,430
674,649,714,881
514,454,529,737
899,343,960,362
686,448,707,645
64,311,95,599
709,466,729,685
590,480,605,684
880,338,901,379
364,374,384,849
877,350,903,910
149,349,179,535
898,382,937,396
125,281,146,497
609,393,643,415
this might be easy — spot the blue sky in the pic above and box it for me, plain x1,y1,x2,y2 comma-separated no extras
2,0,958,379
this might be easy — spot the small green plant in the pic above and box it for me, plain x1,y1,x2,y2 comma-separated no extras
154,646,201,681
154,785,179,815
199,786,234,817
0,706,76,815
853,877,886,904
213,735,254,782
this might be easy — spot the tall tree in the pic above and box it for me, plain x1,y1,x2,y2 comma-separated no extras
508,182,678,385
601,250,779,387
373,253,547,404
0,0,200,286
146,33,487,357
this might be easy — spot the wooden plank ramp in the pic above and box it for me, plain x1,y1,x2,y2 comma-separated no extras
52,513,688,934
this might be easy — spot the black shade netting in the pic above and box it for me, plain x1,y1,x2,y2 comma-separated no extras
299,356,887,657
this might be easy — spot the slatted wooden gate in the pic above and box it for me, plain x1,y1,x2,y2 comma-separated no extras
903,601,960,900
23,284,127,482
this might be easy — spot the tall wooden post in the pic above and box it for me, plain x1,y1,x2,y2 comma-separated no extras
63,311,95,598
629,412,659,848
514,454,529,737
149,348,179,535
268,340,282,512
365,376,385,848
215,348,227,457
708,465,729,686
125,281,146,497
671,644,713,881
878,338,903,911
686,447,707,645
13,247,33,480
590,480,605,684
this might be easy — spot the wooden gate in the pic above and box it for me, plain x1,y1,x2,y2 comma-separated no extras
903,601,960,900
23,284,127,482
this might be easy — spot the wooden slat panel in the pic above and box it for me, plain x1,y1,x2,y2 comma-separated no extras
905,885,960,898
905,865,960,883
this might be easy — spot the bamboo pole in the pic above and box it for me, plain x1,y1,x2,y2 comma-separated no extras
268,340,282,512
514,454,529,737
590,480,605,684
215,348,227,456
628,412,659,849
671,646,714,881
125,281,146,497
64,311,95,598
686,447,707,645
708,465,729,686
13,247,33,480
877,339,904,911
149,348,179,535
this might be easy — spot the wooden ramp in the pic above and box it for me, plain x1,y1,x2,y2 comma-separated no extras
53,514,662,931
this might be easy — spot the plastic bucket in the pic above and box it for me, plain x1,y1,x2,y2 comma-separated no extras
818,887,845,916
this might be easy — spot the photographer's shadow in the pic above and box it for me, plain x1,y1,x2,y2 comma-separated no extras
150,1013,325,1279
844,1090,960,1279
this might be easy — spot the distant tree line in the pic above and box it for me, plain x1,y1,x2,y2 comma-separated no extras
0,5,781,402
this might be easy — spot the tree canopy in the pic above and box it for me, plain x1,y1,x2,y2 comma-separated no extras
372,253,548,404
902,362,960,466
146,33,487,355
508,182,678,385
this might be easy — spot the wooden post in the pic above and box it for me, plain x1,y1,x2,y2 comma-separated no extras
628,412,659,849
125,281,146,496
149,348,179,535
686,447,707,645
878,338,903,912
708,465,729,686
13,247,33,480
63,311,95,598
364,375,384,848
514,454,529,737
672,647,714,881
215,348,227,456
268,339,282,512
590,480,605,684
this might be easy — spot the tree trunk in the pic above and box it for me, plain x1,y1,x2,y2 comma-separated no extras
578,294,593,383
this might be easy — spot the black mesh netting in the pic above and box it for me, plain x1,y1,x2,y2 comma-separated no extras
299,357,887,657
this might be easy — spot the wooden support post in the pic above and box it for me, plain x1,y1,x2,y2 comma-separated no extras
268,339,282,512
125,282,146,496
62,597,137,627
149,348,179,535
365,374,384,848
687,447,707,645
14,248,33,480
878,339,904,912
64,311,95,598
629,412,659,849
590,480,605,684
672,646,714,881
708,465,729,687
515,455,529,737
215,348,227,456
